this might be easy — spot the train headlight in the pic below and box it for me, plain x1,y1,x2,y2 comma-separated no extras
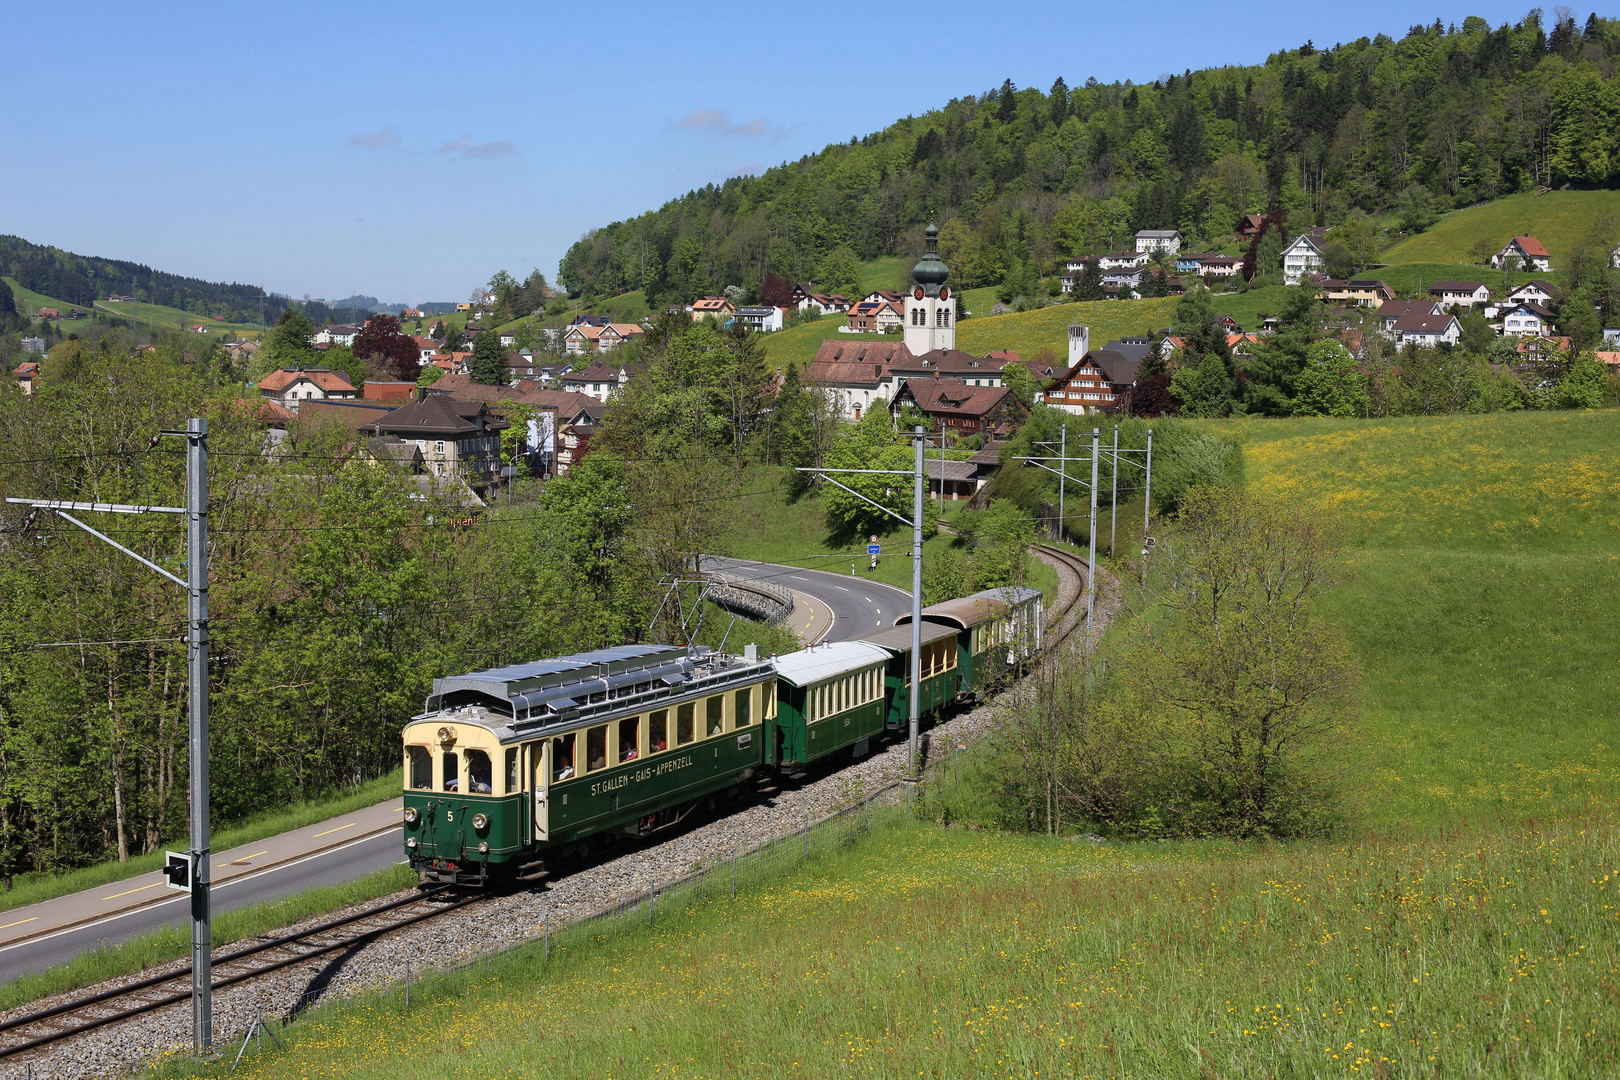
406,837,418,849
472,813,489,831
478,841,489,854
403,807,419,825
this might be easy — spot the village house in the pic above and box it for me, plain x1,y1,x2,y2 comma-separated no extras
921,458,983,501
890,377,1020,436
1281,227,1328,284
1491,236,1553,272
733,306,785,333
256,368,359,412
312,323,360,347
562,321,644,355
1500,301,1555,337
1236,213,1267,241
521,389,607,475
361,394,507,485
563,361,635,402
1504,281,1554,306
38,308,60,320
806,339,909,420
1389,310,1462,348
1427,281,1492,310
12,361,41,396
891,349,1008,389
797,292,852,315
1197,256,1242,278
689,296,736,321
843,300,903,333
1094,251,1149,271
860,289,904,305
20,337,45,356
1135,230,1183,256
1319,279,1396,307
223,339,261,367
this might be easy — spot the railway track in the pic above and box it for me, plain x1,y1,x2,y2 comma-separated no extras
1032,543,1092,645
0,887,478,1062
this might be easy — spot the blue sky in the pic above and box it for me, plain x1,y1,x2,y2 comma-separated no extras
4,1,1557,303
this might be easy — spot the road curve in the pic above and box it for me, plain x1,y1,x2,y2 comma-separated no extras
700,556,913,643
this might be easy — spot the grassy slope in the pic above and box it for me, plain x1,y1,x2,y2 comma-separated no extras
177,813,1618,1080
1380,190,1620,266
1204,411,1620,829
5,276,262,338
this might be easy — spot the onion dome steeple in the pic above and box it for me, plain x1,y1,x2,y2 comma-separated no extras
911,222,950,297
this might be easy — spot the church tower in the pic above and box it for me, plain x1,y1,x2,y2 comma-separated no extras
903,223,956,355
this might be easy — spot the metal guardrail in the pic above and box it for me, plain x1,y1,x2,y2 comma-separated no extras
703,572,795,626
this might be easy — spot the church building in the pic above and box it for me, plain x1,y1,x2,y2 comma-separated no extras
903,223,957,355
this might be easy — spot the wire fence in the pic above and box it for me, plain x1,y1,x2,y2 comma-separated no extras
218,778,928,1070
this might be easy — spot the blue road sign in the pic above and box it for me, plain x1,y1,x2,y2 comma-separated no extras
867,544,881,555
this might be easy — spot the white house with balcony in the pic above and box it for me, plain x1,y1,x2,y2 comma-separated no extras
1134,230,1182,256
1281,229,1327,284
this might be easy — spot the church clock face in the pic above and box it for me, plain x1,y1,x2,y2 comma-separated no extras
939,286,950,301
913,286,925,301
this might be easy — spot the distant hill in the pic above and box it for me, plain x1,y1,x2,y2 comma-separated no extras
561,12,1620,309
1379,190,1620,267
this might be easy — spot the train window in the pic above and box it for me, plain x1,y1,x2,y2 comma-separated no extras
649,710,668,753
765,680,776,719
677,702,695,745
441,751,459,792
619,716,641,762
734,688,752,728
505,748,520,794
407,746,432,790
552,733,576,782
466,749,492,794
585,726,607,773
706,696,724,737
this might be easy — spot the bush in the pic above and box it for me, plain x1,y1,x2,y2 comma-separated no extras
1146,422,1243,513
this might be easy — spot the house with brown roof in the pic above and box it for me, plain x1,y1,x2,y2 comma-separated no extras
223,339,261,367
1376,298,1445,338
1504,281,1554,306
890,378,1021,436
360,394,507,485
1492,236,1552,272
562,321,644,356
844,300,904,333
1428,281,1492,309
890,349,1009,389
806,339,912,420
1320,279,1396,307
798,293,851,315
257,368,359,412
1501,301,1555,337
12,361,41,397
1237,213,1266,241
1041,350,1140,415
689,297,736,321
563,362,636,402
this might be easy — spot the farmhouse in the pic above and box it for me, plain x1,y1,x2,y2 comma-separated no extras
890,378,1019,436
843,300,903,333
1281,228,1328,284
1501,301,1555,337
1491,236,1552,272
1504,281,1554,306
1427,281,1492,309
257,368,359,412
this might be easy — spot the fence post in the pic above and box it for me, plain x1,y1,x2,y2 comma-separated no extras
803,818,809,859
544,913,550,961
647,882,654,927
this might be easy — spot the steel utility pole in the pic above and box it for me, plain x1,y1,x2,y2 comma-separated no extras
5,419,212,1054
185,418,211,1053
1142,428,1154,585
1057,424,1066,542
1086,428,1100,632
795,424,926,770
1110,425,1119,557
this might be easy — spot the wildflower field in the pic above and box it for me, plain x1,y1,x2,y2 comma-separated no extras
1204,410,1620,828
176,814,1618,1080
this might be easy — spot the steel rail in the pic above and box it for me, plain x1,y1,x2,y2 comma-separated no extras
0,887,476,1060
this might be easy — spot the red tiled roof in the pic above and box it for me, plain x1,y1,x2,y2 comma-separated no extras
1511,236,1550,258
257,368,358,394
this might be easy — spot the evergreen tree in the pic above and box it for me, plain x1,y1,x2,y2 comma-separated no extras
1048,77,1069,127
470,327,506,385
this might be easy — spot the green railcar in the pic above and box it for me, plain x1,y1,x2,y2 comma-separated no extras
894,586,1044,695
853,620,964,727
770,641,893,772
401,644,776,885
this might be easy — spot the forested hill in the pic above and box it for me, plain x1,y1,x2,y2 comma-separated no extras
560,10,1620,308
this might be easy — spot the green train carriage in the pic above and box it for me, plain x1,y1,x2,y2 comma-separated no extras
769,641,893,772
893,586,1043,695
852,620,964,730
401,644,776,885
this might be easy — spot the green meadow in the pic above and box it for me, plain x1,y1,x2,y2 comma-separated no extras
1205,410,1620,829
1381,190,1620,266
172,812,1620,1080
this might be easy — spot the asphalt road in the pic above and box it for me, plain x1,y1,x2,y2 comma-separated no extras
701,556,913,641
3,560,907,982
0,829,403,982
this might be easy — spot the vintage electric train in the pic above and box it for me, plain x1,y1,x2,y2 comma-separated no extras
400,586,1041,885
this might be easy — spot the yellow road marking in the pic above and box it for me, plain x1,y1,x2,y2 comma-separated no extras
102,881,162,901
0,917,39,931
219,850,268,868
312,822,358,839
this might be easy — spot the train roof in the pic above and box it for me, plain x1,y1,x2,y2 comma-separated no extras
772,641,892,688
892,585,1042,630
854,619,960,654
419,644,773,743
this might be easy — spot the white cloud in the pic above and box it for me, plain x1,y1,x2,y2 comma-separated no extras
677,108,785,139
345,125,401,150
437,134,517,160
